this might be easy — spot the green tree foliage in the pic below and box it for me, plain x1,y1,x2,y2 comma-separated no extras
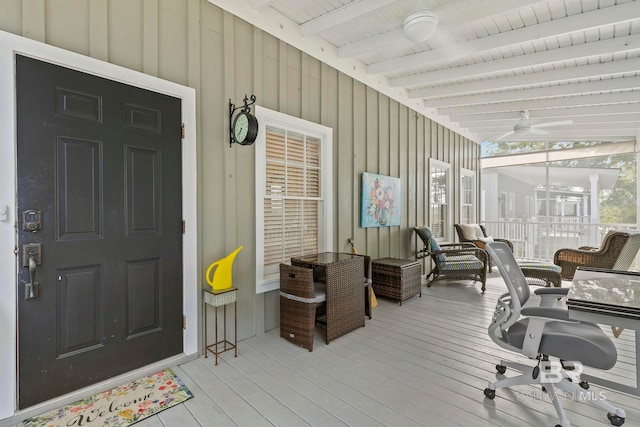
599,155,636,224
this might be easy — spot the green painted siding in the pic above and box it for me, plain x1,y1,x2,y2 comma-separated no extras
0,0,481,337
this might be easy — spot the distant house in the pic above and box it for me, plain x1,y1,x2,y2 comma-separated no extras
482,164,620,258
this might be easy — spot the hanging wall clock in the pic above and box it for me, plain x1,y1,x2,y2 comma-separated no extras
229,95,258,146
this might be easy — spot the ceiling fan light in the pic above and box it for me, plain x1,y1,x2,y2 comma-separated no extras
403,10,438,42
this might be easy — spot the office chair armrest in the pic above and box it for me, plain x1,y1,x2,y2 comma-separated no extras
534,287,569,307
534,287,569,296
521,307,571,321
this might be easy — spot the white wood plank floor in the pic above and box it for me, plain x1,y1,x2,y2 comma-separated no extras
135,271,640,427
44,272,640,426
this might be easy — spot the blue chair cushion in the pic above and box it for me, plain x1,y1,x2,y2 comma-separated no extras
417,226,444,261
417,227,440,251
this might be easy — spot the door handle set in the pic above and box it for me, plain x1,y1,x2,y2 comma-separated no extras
22,243,41,300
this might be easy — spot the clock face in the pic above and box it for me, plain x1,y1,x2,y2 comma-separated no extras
233,113,249,142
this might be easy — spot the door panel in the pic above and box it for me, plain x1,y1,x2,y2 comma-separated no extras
56,137,103,240
126,258,161,337
127,147,161,234
16,55,183,408
57,265,103,355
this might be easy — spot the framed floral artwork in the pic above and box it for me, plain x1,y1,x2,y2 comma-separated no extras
360,172,401,227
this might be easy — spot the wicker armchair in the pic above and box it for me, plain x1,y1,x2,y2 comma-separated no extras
554,230,640,280
454,224,513,270
279,264,326,352
415,226,488,293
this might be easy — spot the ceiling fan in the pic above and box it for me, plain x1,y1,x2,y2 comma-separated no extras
497,111,573,140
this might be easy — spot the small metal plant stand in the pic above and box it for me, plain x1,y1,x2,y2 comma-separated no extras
203,287,238,365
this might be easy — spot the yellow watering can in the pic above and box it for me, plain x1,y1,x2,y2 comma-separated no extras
206,246,243,291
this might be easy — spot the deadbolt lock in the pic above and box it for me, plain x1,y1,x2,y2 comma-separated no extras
22,210,42,232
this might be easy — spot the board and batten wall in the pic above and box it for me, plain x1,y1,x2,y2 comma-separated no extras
0,0,481,340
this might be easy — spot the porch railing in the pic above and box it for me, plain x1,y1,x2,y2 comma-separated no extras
481,220,637,262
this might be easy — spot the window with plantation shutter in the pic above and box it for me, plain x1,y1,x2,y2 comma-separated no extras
429,159,451,242
460,168,476,224
255,106,333,293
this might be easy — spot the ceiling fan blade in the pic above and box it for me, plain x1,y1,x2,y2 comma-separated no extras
529,127,549,135
530,119,573,128
496,130,514,140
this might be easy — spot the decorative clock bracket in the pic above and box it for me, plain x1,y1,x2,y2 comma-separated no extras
229,94,257,147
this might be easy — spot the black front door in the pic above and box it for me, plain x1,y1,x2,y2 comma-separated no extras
16,55,184,408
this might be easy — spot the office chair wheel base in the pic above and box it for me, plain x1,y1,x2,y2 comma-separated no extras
495,364,507,374
607,413,625,426
579,380,589,389
483,388,496,399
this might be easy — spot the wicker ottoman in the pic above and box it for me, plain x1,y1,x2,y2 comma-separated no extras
518,261,563,287
372,258,422,305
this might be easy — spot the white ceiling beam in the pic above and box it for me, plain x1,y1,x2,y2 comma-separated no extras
481,131,633,141
445,0,546,27
299,0,396,37
338,29,407,58
480,136,634,145
480,127,639,135
481,141,636,166
393,34,640,89
481,131,636,142
366,1,640,75
421,76,640,108
449,104,640,122
440,92,640,115
465,115,640,130
478,123,640,133
414,58,640,100
252,0,275,8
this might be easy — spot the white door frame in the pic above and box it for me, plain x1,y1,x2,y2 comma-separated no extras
0,30,198,420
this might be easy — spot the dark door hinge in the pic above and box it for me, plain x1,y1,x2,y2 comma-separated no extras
181,123,185,139
182,220,186,234
183,315,187,330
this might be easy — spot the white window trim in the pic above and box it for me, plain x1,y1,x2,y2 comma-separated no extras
460,167,476,224
254,106,333,294
429,158,452,242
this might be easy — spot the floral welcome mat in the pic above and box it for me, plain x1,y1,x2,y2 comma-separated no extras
23,368,193,427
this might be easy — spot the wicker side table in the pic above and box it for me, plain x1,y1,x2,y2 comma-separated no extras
203,287,238,365
372,258,422,305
